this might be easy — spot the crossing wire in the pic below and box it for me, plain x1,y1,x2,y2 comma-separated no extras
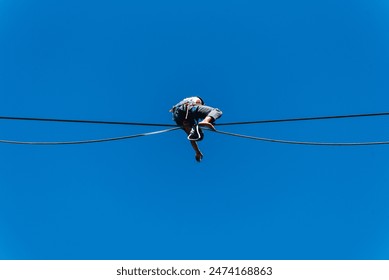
0,127,180,145
1,111,389,146
0,116,177,127
1,111,389,127
213,130,389,146
216,112,389,126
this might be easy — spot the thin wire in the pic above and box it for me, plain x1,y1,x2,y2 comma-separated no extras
0,127,180,145
0,116,177,127
2,111,389,146
213,129,389,146
2,124,389,146
1,111,389,127
216,112,389,126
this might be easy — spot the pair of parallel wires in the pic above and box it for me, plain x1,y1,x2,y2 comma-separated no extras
0,112,389,146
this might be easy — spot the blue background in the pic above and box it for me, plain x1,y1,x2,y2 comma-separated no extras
1,0,389,259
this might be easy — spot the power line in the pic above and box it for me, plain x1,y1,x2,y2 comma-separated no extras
1,111,389,146
0,116,177,127
1,111,389,127
216,112,389,126
213,129,389,146
1,124,388,146
0,127,180,145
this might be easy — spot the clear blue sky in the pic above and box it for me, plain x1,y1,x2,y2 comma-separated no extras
1,0,389,260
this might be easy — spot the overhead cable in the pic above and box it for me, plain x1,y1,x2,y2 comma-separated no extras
216,112,389,126
0,127,180,145
1,111,389,146
1,125,389,146
213,129,389,146
1,111,389,127
0,116,177,127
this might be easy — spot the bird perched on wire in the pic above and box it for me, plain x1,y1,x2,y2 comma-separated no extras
170,96,222,162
